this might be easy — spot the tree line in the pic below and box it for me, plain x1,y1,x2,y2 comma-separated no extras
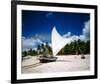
22,39,90,57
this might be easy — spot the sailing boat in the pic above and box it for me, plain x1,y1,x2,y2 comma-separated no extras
39,26,73,63
52,26,74,56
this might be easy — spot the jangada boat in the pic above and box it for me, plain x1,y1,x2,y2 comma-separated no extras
39,56,57,63
38,26,81,63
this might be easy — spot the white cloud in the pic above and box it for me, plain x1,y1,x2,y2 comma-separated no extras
49,43,52,47
63,32,71,38
22,33,52,51
46,12,53,17
79,20,90,41
63,20,90,42
22,37,43,51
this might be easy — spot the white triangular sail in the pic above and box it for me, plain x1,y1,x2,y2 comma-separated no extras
52,27,73,56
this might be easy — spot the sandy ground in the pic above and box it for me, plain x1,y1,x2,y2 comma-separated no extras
22,55,90,74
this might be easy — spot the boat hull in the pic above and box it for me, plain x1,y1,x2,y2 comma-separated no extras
39,56,57,63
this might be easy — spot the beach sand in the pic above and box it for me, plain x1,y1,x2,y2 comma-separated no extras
22,55,90,74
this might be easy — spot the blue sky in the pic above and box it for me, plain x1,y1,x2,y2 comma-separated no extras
22,10,90,51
